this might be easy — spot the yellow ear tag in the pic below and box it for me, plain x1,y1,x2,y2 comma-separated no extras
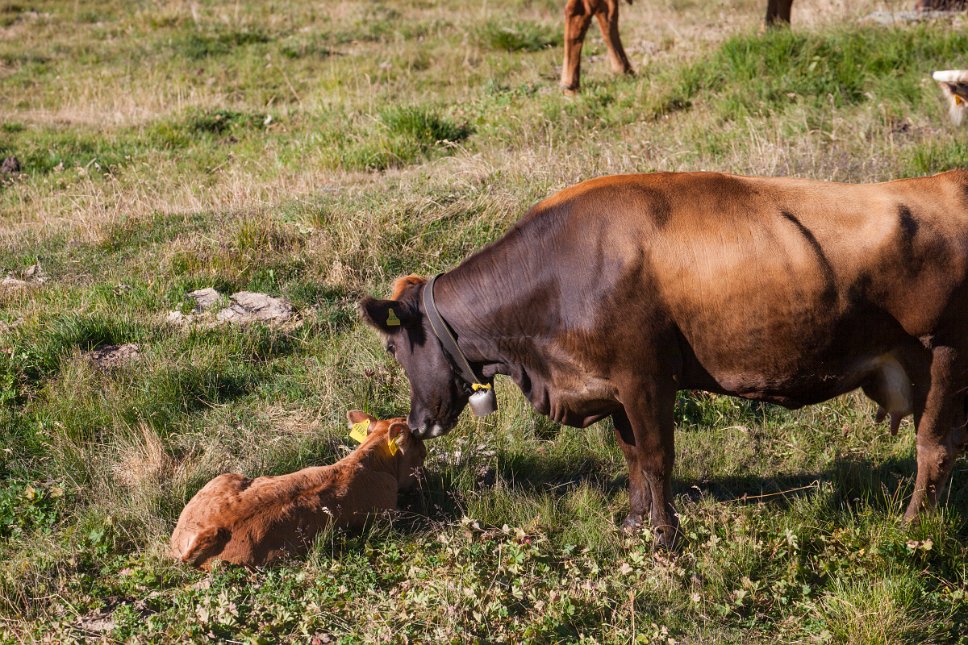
386,309,401,327
387,436,399,456
349,421,369,444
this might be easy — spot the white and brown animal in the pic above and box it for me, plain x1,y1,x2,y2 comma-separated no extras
171,412,426,569
934,70,968,126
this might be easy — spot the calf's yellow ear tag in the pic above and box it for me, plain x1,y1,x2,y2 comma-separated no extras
349,421,369,444
386,309,401,327
387,436,399,456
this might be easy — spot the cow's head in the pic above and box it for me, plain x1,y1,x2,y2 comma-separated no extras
360,275,470,439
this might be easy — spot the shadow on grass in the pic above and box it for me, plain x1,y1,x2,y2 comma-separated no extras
393,450,968,536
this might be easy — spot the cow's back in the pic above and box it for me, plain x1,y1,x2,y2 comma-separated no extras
531,170,968,404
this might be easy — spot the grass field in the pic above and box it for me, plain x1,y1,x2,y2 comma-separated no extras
1,0,967,641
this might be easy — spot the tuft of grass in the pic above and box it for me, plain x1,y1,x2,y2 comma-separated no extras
379,106,471,147
647,25,968,121
478,20,562,52
183,109,268,136
172,29,271,60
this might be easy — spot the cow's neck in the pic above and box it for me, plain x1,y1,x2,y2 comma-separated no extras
432,219,560,411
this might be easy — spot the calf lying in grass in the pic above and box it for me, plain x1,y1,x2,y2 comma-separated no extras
171,412,426,569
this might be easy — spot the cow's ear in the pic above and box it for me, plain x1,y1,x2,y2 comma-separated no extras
359,297,414,333
346,410,376,428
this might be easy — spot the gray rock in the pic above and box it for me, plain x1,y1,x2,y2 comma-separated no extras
166,310,189,324
188,287,221,312
217,291,294,324
22,261,46,284
1,276,29,289
2,261,47,288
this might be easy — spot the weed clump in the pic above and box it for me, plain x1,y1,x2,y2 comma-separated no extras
379,106,471,147
173,29,271,60
183,109,267,136
478,20,562,52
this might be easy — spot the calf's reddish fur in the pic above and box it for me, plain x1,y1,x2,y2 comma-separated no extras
171,413,426,569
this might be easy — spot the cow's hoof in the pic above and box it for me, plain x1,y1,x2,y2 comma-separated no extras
620,513,645,533
653,524,678,550
560,85,579,96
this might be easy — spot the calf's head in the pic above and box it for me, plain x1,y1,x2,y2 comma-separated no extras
359,275,470,439
347,410,428,489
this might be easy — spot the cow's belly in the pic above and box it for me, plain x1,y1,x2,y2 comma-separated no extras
677,301,923,408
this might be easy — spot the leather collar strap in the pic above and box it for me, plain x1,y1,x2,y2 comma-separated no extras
422,274,484,388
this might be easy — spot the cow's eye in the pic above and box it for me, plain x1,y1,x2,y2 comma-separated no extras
386,343,396,356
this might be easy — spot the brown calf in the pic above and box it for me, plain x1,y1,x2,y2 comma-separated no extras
170,412,426,569
560,0,634,93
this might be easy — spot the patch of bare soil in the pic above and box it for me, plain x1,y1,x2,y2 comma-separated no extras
86,343,141,370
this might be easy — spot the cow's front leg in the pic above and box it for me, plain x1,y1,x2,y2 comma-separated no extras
613,381,678,548
763,0,793,28
613,409,650,530
905,345,968,521
560,0,594,93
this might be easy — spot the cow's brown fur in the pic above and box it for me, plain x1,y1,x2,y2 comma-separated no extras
560,0,633,93
170,413,426,569
764,0,794,27
362,169,968,549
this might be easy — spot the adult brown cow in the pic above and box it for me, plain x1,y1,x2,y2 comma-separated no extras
361,170,968,548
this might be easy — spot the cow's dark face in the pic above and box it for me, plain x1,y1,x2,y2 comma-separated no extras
360,276,469,439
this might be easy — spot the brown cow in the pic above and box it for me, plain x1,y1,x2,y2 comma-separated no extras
362,170,968,549
560,0,634,93
170,412,426,568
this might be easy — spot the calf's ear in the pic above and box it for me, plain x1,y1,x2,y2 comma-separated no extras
347,410,377,428
387,421,408,445
359,297,415,333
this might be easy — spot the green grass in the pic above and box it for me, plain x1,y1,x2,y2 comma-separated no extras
478,20,563,52
0,0,966,641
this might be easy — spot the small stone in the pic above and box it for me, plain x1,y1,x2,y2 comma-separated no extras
188,287,221,312
22,261,46,284
1,276,29,289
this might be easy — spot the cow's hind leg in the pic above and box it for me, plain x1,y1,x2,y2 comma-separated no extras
594,1,633,76
613,379,678,548
561,0,594,92
906,345,968,520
